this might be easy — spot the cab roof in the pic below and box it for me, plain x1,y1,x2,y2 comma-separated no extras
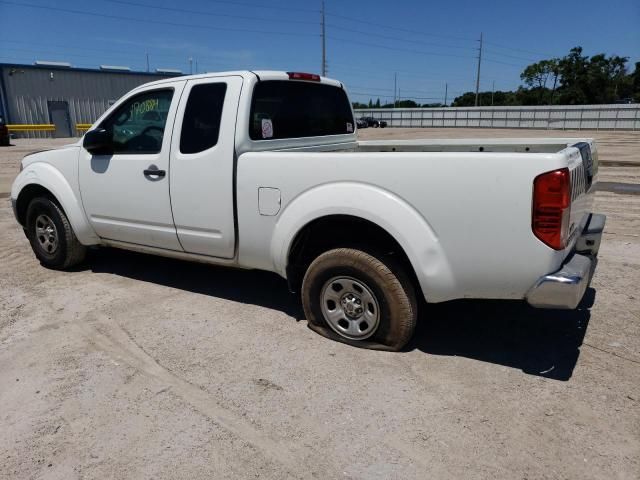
136,70,343,89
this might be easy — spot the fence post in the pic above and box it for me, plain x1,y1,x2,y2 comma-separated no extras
546,108,550,130
533,109,536,129
579,109,583,130
614,107,619,131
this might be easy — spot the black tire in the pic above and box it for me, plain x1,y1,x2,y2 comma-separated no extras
26,196,86,269
302,248,417,351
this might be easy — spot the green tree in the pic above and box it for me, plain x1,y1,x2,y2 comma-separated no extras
554,47,629,104
395,100,419,108
520,58,560,103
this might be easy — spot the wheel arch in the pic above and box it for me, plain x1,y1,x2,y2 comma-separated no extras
12,163,99,245
285,214,421,294
15,183,57,226
271,182,456,303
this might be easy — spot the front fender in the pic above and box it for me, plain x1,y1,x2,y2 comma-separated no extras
270,182,456,303
11,163,100,245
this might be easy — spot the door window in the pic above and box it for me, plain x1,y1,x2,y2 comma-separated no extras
180,83,227,154
100,89,173,154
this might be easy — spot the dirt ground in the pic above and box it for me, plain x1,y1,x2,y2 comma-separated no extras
1,130,639,479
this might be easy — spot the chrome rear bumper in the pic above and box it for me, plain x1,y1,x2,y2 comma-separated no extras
526,214,605,309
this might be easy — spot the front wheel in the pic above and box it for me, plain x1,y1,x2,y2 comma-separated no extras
26,196,86,269
302,248,417,351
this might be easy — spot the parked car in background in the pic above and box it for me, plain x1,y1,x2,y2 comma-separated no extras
360,116,387,128
11,70,605,351
356,118,368,129
0,115,10,146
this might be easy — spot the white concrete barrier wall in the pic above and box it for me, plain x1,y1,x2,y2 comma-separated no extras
355,104,640,130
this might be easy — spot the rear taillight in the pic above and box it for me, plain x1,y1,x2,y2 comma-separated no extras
287,72,321,81
532,168,572,250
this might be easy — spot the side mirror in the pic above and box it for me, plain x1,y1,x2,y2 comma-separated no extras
83,128,113,155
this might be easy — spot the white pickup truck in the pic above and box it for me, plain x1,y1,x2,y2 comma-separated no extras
11,71,605,350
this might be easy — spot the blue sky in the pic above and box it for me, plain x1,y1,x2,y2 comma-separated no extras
1,0,638,104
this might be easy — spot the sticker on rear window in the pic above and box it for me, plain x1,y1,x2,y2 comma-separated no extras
346,122,353,133
261,118,273,139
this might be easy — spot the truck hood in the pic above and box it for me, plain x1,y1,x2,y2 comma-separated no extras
21,143,81,169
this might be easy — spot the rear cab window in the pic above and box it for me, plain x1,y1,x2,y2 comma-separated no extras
249,81,354,140
180,83,227,154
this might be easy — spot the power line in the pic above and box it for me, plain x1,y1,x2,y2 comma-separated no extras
349,91,445,101
483,57,527,68
0,38,262,68
101,0,317,25
327,24,476,51
346,84,463,96
326,12,475,42
0,1,317,38
484,49,540,62
200,0,318,13
0,41,250,70
327,35,475,60
483,41,556,58
329,61,473,81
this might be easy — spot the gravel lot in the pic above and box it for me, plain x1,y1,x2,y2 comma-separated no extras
1,130,639,479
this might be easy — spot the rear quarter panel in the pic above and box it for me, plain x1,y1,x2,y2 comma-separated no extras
236,150,572,303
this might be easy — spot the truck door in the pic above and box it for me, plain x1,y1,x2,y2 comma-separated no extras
79,81,185,250
169,76,243,258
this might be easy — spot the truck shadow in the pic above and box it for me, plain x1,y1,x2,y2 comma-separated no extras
409,294,593,381
86,248,591,381
86,248,304,318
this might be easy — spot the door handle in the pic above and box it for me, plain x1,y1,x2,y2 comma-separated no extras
143,168,166,178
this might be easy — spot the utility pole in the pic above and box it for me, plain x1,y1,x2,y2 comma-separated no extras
394,72,397,107
444,82,448,106
474,32,483,107
321,0,326,76
195,60,198,74
146,52,149,72
491,80,495,106
189,57,193,75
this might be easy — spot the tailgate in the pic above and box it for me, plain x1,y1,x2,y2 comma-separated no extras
566,141,598,250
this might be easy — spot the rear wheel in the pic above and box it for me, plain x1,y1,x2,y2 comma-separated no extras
26,196,86,269
302,248,417,351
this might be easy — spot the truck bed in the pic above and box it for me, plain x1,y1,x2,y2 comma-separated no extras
357,138,594,154
268,137,595,156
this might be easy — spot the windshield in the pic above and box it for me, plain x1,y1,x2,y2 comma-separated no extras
249,80,354,140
